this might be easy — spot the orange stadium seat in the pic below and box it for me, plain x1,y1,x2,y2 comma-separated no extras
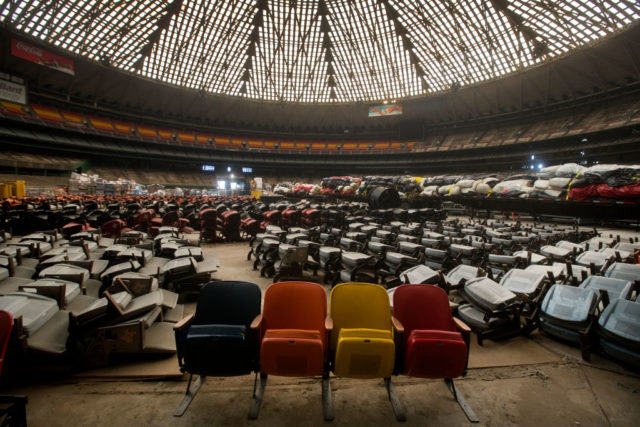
157,128,174,141
178,131,196,144
196,133,211,145
136,125,157,138
31,104,64,123
248,138,263,149
0,101,30,118
113,120,134,135
59,109,86,126
89,116,115,132
214,135,230,146
249,281,333,421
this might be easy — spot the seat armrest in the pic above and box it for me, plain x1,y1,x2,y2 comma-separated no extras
324,315,333,331
453,317,471,334
391,316,404,334
250,314,263,330
173,313,193,331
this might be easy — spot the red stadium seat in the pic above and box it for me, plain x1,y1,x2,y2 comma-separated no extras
393,285,478,422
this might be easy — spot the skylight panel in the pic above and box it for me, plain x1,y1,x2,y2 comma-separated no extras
1,0,639,102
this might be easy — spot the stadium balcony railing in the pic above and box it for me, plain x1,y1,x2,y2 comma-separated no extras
1,98,639,155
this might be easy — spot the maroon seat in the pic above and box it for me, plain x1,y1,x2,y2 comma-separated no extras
218,210,241,241
240,218,260,239
101,219,129,238
0,310,28,423
0,310,12,374
162,210,180,228
393,285,478,422
260,210,281,230
200,208,218,241
282,208,301,228
61,222,89,238
301,208,320,228
133,209,155,231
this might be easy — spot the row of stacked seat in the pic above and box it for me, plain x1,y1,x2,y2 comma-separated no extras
3,95,640,153
0,221,218,369
0,100,415,153
242,199,640,369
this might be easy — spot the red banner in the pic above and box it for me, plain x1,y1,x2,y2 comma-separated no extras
11,38,75,75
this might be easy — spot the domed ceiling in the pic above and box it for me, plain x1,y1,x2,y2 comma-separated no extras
1,0,639,103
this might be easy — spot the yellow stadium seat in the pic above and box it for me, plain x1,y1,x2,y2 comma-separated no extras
329,282,406,420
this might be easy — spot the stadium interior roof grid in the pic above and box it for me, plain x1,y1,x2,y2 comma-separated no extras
1,0,639,104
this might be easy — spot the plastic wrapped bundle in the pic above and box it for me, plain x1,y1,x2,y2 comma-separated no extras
457,179,475,189
534,180,550,190
421,185,439,197
369,186,401,209
549,177,571,189
555,163,586,177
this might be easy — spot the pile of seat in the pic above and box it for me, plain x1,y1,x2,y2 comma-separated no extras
0,222,219,370
320,176,361,195
410,162,640,202
240,199,640,370
539,260,640,366
358,176,422,195
568,164,640,201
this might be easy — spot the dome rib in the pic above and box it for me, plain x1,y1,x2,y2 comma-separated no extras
2,0,639,103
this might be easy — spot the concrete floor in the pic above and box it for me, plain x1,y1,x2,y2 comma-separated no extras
2,234,640,426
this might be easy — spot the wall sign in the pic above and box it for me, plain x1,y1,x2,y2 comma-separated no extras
368,103,402,117
11,38,75,75
0,75,27,104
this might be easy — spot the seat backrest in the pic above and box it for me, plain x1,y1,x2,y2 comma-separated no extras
199,208,217,222
262,281,327,345
280,247,308,267
393,285,454,338
329,282,391,350
162,210,180,226
193,281,261,327
0,310,13,375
